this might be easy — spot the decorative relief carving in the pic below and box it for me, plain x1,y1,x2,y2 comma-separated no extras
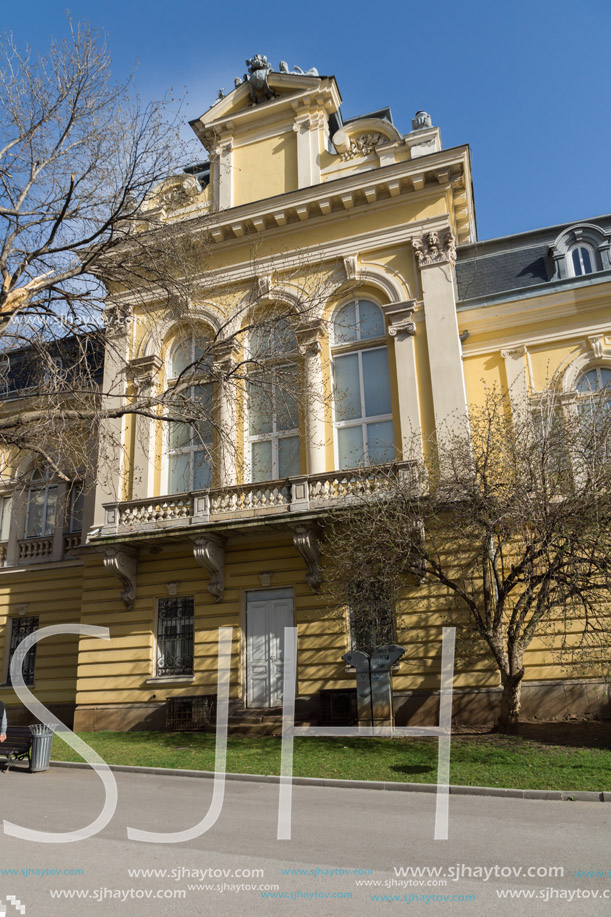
388,317,416,337
104,302,133,337
412,230,456,267
292,524,322,593
501,345,528,359
192,534,226,602
343,255,359,281
157,175,201,209
339,132,386,161
104,547,138,608
588,335,609,359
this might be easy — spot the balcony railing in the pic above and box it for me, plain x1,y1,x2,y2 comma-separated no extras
100,463,418,536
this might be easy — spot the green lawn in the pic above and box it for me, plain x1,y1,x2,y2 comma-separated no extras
51,729,611,793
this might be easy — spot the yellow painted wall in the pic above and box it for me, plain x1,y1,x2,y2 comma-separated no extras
232,133,298,206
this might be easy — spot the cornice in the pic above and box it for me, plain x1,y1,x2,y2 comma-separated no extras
462,321,611,358
182,144,471,246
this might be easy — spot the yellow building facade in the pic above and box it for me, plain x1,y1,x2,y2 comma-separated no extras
1,57,610,730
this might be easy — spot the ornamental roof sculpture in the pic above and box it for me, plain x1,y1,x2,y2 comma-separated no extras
234,55,320,105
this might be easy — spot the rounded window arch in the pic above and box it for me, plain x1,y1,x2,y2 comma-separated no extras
576,365,611,394
165,327,215,495
331,298,394,470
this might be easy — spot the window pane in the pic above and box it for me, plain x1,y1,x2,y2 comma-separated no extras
251,440,273,482
0,496,12,541
275,371,299,431
581,248,592,274
278,435,300,478
171,339,191,378
599,368,611,389
359,301,384,340
576,369,599,393
366,420,395,464
251,318,296,359
26,488,45,538
169,421,191,450
334,353,361,421
338,425,365,469
333,303,358,344
362,348,392,417
169,453,190,493
249,380,273,435
193,452,212,490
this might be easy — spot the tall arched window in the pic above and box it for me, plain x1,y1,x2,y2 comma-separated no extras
166,331,214,494
247,317,300,482
331,299,394,470
24,467,57,538
575,366,611,462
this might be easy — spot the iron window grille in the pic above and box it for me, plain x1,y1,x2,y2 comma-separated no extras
156,596,194,677
7,616,38,685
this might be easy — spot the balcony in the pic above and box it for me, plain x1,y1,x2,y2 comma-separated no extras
99,462,418,537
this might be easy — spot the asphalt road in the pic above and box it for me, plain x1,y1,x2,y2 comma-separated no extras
0,766,609,916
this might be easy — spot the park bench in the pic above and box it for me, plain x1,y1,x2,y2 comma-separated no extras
0,726,33,772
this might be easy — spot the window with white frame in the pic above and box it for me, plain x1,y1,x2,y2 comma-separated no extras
24,468,57,539
166,332,214,494
568,243,597,277
247,317,300,482
331,300,394,470
156,596,194,677
575,366,611,461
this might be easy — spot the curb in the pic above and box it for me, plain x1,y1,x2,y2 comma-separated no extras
49,761,609,803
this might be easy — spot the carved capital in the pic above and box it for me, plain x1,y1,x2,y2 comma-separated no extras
192,534,226,602
412,229,456,267
104,302,133,337
500,345,528,359
382,301,417,339
212,338,241,373
127,354,163,393
296,319,326,357
588,335,609,359
104,547,138,608
292,524,322,593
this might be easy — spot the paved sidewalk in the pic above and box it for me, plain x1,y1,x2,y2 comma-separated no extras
0,767,609,915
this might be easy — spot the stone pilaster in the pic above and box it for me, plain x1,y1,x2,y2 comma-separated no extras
381,301,422,460
415,230,468,439
296,319,327,475
500,345,529,420
92,301,132,528
128,354,163,500
213,339,240,487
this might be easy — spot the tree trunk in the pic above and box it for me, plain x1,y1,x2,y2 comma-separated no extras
497,670,524,732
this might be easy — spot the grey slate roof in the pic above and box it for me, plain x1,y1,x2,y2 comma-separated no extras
456,213,611,303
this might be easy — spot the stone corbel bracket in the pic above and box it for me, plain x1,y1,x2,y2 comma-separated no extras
104,546,139,608
292,524,322,593
192,534,226,602
382,300,418,338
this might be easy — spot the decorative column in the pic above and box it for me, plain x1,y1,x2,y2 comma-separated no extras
213,340,240,488
296,319,327,476
414,230,469,438
381,301,422,461
213,138,233,211
92,301,132,528
128,354,163,501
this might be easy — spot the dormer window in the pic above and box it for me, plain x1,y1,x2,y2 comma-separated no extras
551,223,610,280
568,243,596,277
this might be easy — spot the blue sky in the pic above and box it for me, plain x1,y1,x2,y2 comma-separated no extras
4,1,610,240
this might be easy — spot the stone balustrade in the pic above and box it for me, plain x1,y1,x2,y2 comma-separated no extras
99,462,417,536
18,537,54,561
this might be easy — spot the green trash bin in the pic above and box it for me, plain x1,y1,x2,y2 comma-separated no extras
29,724,54,773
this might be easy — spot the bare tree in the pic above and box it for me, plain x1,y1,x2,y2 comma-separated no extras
0,22,334,492
323,386,611,731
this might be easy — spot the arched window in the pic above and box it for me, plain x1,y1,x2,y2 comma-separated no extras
247,317,300,482
575,366,611,462
568,243,597,277
166,331,214,494
331,300,394,470
575,366,611,397
24,467,58,539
